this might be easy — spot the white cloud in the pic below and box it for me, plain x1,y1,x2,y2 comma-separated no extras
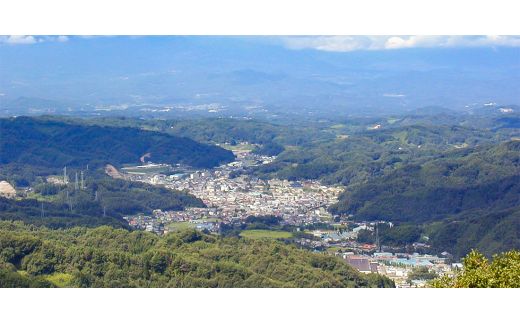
0,35,71,44
278,35,520,52
281,36,382,52
384,35,520,49
3,35,38,44
384,35,445,49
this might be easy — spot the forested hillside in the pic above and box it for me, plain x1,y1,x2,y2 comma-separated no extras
0,223,394,288
329,140,520,258
330,140,520,218
253,124,512,186
79,116,334,146
326,111,520,136
74,112,520,149
0,178,204,230
0,116,235,169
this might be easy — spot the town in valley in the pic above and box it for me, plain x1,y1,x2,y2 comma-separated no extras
100,146,460,287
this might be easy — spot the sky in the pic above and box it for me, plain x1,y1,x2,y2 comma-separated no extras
2,34,520,48
1,2,519,115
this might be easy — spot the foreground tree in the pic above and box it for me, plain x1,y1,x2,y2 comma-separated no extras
430,249,520,288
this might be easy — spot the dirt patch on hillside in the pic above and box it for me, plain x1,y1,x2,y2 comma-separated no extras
105,164,125,179
140,153,151,163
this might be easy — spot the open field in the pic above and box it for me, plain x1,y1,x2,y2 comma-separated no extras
387,118,401,124
121,166,170,174
26,192,62,203
200,218,220,222
167,220,221,230
219,144,257,151
239,230,292,239
167,222,192,230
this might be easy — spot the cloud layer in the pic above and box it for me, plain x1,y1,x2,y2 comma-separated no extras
279,35,520,52
3,35,520,52
1,35,39,44
0,35,69,44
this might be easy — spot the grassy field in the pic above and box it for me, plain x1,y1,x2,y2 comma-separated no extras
166,220,221,230
200,218,220,222
26,192,62,203
391,130,408,143
121,166,170,174
325,247,356,254
166,222,192,230
239,230,292,239
387,118,401,124
217,143,257,151
45,273,75,287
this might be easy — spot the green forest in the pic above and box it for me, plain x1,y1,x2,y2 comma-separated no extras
252,124,514,185
1,113,519,287
328,140,520,258
0,116,235,170
430,249,520,288
0,178,204,230
0,223,394,288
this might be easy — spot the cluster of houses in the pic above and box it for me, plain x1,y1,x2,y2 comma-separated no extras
124,215,164,234
341,251,459,288
141,174,341,230
122,151,343,228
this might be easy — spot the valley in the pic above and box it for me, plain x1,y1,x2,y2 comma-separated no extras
0,110,519,288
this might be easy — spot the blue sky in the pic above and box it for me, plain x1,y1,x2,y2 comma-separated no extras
1,35,518,112
2,35,520,51
1,1,519,113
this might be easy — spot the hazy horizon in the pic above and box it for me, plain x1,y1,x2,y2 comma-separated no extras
1,35,519,118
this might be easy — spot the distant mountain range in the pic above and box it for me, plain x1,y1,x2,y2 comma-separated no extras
1,37,518,117
1,95,519,121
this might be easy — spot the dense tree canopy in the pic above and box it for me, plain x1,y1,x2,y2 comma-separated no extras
0,178,204,230
0,223,395,288
430,249,520,288
0,116,235,169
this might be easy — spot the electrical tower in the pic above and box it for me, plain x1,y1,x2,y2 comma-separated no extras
63,167,68,184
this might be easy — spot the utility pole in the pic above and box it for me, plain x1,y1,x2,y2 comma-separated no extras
75,172,79,190
81,171,85,189
375,221,380,252
66,190,72,211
